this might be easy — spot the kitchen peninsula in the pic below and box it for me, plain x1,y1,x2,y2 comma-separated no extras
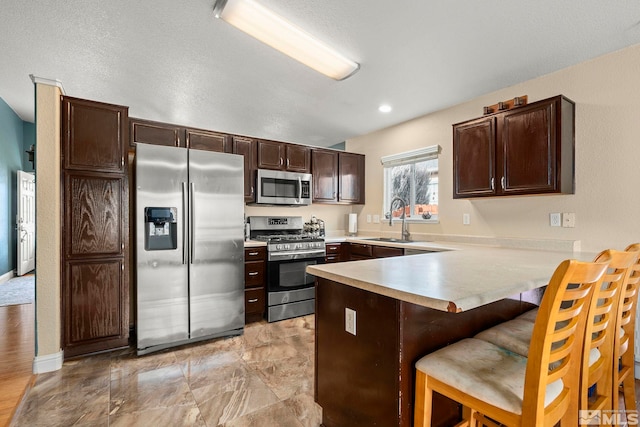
307,244,591,427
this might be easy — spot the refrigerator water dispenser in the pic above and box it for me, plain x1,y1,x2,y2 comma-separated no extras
144,207,178,250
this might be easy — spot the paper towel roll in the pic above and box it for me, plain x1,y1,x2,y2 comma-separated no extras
348,213,358,234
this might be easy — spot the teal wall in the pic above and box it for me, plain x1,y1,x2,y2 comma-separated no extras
0,97,32,276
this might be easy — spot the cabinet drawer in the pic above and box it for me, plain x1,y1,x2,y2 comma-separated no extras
325,255,342,263
245,260,265,287
245,287,265,315
372,246,404,258
325,243,342,254
349,243,372,258
245,247,266,261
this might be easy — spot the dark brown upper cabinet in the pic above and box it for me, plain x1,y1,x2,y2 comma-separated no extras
312,149,365,204
312,149,339,202
453,95,575,198
129,118,184,148
186,128,232,153
257,140,311,173
232,136,257,202
62,96,127,173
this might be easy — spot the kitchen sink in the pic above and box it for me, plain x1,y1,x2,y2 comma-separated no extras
363,237,415,244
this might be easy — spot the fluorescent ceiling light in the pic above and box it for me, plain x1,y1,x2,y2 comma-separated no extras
378,104,392,113
213,0,360,80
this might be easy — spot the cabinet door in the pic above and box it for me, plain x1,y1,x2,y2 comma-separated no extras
129,118,184,148
312,149,339,202
286,144,311,172
338,153,365,204
499,99,557,195
64,172,125,258
233,137,257,202
62,97,128,173
257,140,285,170
63,258,128,357
453,117,496,198
186,128,231,153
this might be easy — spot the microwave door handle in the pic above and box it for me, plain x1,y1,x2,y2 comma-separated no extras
297,177,302,204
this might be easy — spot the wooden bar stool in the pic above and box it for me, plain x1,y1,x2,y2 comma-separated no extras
414,258,610,427
473,249,638,425
613,243,640,415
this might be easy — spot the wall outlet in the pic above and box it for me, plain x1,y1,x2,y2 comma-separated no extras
550,213,561,227
463,213,470,225
373,215,380,224
366,214,372,223
562,212,576,228
345,308,356,335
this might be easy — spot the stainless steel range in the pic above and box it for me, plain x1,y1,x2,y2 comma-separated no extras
248,216,325,322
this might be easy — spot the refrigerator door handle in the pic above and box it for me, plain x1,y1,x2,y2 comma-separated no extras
190,182,195,264
182,182,188,264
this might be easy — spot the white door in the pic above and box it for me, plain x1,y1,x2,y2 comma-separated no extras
17,170,35,276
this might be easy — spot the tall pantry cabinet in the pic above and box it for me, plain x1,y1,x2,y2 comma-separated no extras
61,96,130,358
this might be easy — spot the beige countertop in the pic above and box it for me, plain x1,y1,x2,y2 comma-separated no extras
307,243,594,313
244,240,267,248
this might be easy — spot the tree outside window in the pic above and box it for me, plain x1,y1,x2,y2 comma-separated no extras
382,146,439,222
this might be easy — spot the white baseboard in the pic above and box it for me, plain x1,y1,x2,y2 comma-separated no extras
0,270,16,284
33,350,63,374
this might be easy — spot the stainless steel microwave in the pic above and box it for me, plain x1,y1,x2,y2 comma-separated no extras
256,169,312,205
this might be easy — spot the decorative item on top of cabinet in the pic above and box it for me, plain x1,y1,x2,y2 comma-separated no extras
233,136,257,202
244,247,266,323
61,96,129,359
311,149,365,204
129,117,184,148
257,139,311,172
453,94,575,198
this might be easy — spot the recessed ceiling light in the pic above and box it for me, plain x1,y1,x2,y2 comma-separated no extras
213,0,360,80
378,104,392,113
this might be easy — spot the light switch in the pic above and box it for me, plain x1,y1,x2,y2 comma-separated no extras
373,215,380,224
366,214,372,223
463,213,470,225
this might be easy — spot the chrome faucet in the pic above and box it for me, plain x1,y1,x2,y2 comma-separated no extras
388,196,410,241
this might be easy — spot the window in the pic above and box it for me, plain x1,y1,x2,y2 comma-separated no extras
381,145,439,223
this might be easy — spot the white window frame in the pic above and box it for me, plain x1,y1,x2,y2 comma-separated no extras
381,145,440,224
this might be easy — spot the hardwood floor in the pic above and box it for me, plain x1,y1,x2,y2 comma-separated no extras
0,303,34,427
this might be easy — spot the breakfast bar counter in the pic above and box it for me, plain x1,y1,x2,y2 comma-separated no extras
307,244,590,427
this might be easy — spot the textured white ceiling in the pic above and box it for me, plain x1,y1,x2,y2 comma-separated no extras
2,1,640,147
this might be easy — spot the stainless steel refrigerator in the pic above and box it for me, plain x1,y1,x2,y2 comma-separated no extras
135,142,244,355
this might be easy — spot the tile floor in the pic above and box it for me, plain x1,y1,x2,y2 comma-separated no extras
11,315,321,427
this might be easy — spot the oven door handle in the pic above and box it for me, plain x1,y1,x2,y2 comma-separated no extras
268,250,326,261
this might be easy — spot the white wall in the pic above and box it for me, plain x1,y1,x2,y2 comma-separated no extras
347,43,640,253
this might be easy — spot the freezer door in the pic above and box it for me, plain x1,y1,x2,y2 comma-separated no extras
189,149,245,338
136,143,189,350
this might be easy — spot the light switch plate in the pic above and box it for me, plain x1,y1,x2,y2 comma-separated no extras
373,215,380,224
345,308,356,335
463,213,470,225
366,214,372,223
550,213,561,227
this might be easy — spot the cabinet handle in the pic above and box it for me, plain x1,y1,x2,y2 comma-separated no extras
501,177,505,189
250,186,254,196
280,158,284,166
286,158,290,168
248,271,259,276
121,157,124,167
248,251,258,256
248,298,259,303
490,178,495,191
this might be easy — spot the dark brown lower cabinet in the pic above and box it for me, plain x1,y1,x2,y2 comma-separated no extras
315,278,538,427
63,258,128,358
